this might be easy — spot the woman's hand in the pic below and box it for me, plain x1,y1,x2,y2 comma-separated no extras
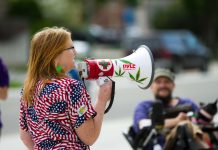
176,112,188,122
98,81,112,104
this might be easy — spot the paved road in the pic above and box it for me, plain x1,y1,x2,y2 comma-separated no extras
0,62,218,149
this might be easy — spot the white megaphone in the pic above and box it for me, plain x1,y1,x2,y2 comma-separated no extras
77,45,154,89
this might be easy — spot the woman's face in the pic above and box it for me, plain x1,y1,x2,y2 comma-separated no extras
55,36,76,73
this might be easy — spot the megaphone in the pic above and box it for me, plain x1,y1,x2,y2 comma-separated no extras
77,45,154,89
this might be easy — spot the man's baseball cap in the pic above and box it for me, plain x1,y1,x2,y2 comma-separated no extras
153,68,175,82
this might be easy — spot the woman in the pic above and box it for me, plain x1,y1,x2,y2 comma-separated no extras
19,27,112,150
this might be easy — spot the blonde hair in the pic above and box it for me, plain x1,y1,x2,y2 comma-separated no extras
23,27,71,105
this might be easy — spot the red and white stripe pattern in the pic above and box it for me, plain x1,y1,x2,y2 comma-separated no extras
19,78,96,150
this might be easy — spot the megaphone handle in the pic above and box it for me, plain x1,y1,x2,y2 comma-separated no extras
104,78,116,114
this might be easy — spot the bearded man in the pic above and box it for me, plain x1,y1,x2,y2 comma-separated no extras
132,68,199,149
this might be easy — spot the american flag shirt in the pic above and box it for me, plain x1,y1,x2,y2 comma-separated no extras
19,78,97,150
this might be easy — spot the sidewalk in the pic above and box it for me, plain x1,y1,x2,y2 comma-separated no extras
0,133,26,149
0,118,133,150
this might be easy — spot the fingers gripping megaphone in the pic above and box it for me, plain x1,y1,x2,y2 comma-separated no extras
77,45,154,89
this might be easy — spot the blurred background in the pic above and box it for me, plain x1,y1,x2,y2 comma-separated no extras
0,0,218,149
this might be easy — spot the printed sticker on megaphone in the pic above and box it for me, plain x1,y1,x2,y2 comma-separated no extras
122,62,136,70
96,59,113,72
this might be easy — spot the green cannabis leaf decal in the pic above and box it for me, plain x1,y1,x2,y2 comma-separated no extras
119,67,121,75
120,71,125,76
115,71,119,76
128,68,148,84
129,73,135,80
138,77,147,82
120,59,132,64
136,67,140,80
115,67,125,77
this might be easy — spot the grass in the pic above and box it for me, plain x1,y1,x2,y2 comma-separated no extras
9,80,23,88
8,64,27,73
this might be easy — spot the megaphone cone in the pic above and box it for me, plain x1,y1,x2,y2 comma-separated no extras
112,45,154,89
77,45,154,89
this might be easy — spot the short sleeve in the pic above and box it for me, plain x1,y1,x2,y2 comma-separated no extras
67,81,96,129
180,98,200,113
133,101,152,133
19,95,28,131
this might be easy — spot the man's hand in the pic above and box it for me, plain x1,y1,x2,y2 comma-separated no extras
176,112,188,122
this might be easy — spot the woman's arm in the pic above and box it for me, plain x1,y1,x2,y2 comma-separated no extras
75,81,112,146
20,128,34,150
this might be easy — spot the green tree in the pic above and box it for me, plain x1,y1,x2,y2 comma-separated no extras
126,0,138,7
8,0,139,36
8,0,42,21
8,0,55,34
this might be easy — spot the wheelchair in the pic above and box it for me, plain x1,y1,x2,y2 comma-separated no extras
123,123,218,150
123,100,218,150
